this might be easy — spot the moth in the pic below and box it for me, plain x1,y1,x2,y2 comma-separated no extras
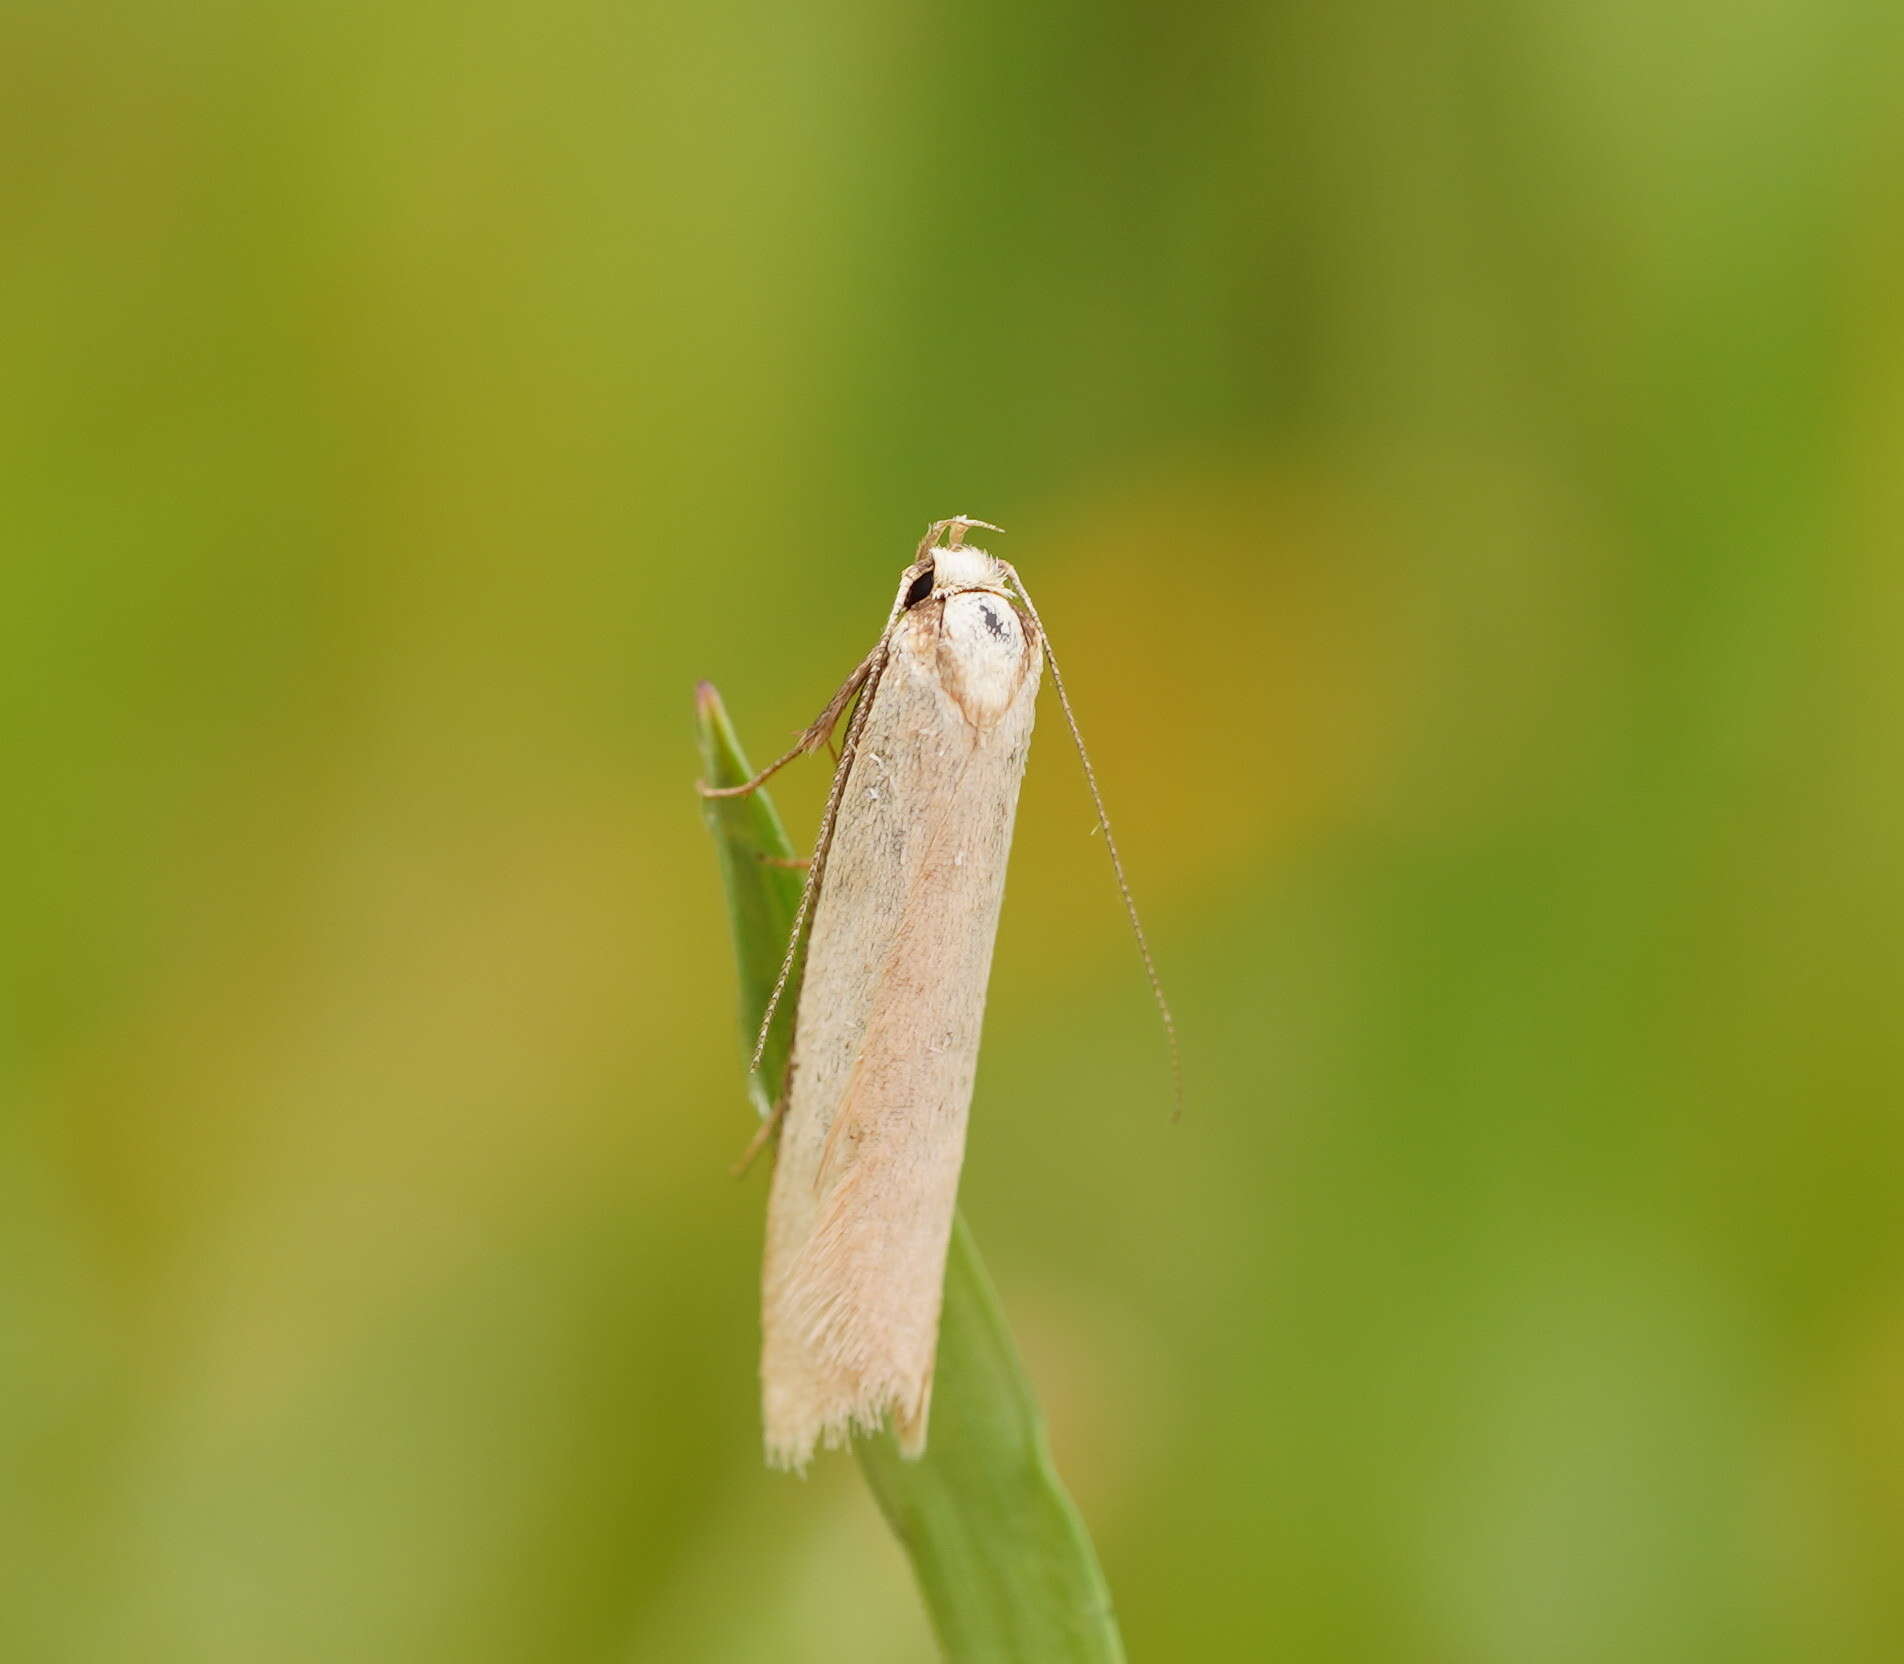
704,516,1174,1469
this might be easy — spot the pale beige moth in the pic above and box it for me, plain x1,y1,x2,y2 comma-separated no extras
703,516,1174,1470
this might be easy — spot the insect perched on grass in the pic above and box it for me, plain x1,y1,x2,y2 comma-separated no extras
701,515,1177,1470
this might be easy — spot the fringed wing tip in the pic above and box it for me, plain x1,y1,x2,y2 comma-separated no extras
764,1381,934,1470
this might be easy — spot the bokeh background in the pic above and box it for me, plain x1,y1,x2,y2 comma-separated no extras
7,2,1903,1659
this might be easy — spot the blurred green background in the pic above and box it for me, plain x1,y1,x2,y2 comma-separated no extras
6,1,1902,1659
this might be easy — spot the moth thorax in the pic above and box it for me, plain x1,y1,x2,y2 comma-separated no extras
936,589,1033,726
931,546,1002,591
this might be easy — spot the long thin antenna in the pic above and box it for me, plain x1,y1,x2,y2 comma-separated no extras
745,557,927,1076
1000,561,1183,1118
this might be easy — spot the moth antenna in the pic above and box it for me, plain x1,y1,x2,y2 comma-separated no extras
749,647,886,1075
748,559,927,1078
1001,561,1183,1119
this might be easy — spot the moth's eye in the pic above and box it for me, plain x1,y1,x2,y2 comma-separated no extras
902,567,934,609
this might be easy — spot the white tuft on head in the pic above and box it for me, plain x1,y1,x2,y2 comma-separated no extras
931,546,1003,591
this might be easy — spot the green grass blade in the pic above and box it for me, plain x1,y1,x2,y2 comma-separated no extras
696,683,1125,1664
695,683,805,1121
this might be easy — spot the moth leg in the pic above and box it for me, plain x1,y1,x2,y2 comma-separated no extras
758,853,811,870
697,647,880,799
731,1091,789,1178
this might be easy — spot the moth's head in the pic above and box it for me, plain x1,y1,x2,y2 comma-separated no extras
927,545,1004,594
907,515,1009,605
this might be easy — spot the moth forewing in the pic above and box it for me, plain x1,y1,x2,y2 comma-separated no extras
760,543,1042,1469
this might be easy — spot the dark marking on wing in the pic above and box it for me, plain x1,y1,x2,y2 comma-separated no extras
978,602,1007,639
